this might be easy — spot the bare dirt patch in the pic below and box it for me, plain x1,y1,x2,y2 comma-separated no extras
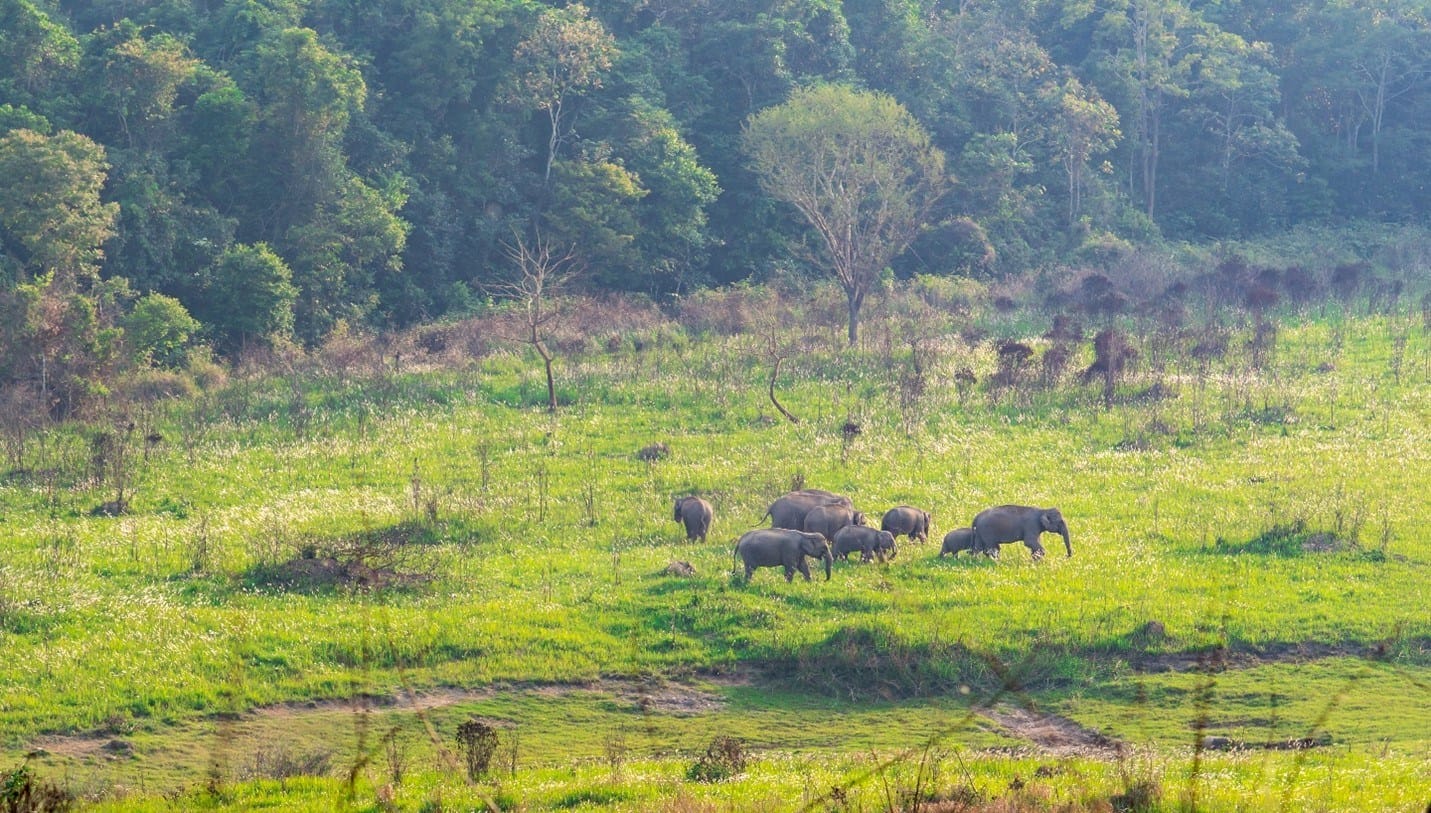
1129,640,1392,674
27,734,113,760
978,703,1123,758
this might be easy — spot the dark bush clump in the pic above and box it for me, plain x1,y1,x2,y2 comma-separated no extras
686,736,746,782
456,718,500,780
0,762,73,812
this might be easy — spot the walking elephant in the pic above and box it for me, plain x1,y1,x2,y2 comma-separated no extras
938,527,980,557
673,496,713,543
881,506,931,544
734,529,833,582
831,525,897,562
763,489,853,530
802,504,865,541
972,505,1071,559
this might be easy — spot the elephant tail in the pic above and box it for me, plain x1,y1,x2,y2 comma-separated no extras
971,525,991,554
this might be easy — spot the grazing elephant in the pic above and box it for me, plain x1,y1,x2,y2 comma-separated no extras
832,525,897,562
881,505,931,544
733,529,833,582
763,489,853,530
802,505,865,541
939,527,980,557
972,505,1071,559
673,496,714,543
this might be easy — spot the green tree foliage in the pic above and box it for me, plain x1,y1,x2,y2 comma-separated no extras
1042,76,1121,228
198,242,296,353
0,0,1426,364
121,291,199,367
0,272,128,417
0,128,119,283
503,2,617,183
543,157,645,289
0,0,80,118
743,83,946,345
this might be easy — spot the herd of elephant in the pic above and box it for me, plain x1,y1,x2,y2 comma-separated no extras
673,489,1072,583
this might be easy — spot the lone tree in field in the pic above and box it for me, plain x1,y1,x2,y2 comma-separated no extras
493,231,582,413
743,84,946,345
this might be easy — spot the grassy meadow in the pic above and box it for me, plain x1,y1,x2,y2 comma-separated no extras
1,279,1428,811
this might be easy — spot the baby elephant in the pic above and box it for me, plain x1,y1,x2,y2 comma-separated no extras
881,505,931,544
673,496,713,543
832,525,898,562
939,527,980,557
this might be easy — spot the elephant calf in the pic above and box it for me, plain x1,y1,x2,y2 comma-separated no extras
734,529,833,582
881,505,931,544
939,527,979,557
831,525,897,563
673,495,714,543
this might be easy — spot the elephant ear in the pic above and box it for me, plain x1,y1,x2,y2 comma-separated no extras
1041,510,1058,530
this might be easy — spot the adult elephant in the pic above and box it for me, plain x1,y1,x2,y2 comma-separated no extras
881,505,931,544
733,529,833,582
831,525,897,562
972,505,1071,559
763,489,853,530
673,496,714,543
802,504,864,542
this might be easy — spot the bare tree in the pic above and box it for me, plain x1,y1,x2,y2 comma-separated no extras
490,232,582,413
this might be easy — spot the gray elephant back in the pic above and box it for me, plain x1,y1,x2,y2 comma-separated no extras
804,504,861,539
881,505,930,540
766,489,853,530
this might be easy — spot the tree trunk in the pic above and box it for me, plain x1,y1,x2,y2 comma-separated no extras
768,356,799,424
846,287,862,346
536,340,556,412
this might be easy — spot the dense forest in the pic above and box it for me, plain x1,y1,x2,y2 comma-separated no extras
1,0,1428,410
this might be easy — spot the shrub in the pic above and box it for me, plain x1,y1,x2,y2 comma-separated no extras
456,719,500,780
910,274,986,313
239,746,333,781
122,293,200,368
686,736,745,782
1,762,74,812
120,369,199,403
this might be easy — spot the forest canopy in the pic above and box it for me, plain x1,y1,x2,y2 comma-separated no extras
0,0,1427,370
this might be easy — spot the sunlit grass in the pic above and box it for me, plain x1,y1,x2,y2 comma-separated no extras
1,307,1427,808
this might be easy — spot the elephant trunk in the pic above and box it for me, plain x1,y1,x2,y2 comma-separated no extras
1060,524,1072,557
823,549,833,581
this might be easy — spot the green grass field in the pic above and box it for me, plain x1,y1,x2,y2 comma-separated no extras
1,296,1428,811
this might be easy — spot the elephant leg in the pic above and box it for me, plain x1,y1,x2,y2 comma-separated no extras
797,559,813,581
1026,537,1046,559
744,563,755,580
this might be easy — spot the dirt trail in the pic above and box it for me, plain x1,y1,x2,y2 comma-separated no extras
24,677,732,760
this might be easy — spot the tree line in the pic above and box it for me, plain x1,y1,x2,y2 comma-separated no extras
1,0,1427,411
